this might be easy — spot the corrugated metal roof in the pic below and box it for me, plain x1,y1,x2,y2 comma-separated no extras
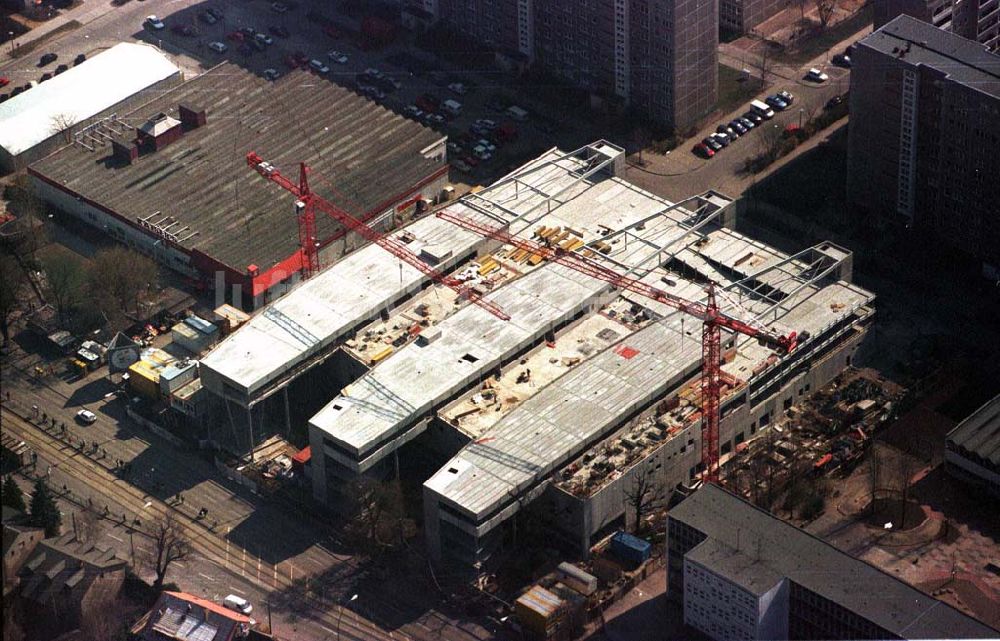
947,394,1000,466
0,43,180,156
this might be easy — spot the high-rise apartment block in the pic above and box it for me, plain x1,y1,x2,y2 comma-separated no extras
874,0,1000,51
847,15,1000,277
405,0,717,132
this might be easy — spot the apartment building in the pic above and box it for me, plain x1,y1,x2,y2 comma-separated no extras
668,485,999,640
846,15,1000,278
720,0,791,34
874,0,1000,51
414,0,717,132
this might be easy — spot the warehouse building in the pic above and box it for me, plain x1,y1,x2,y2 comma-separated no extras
667,484,998,640
945,394,1000,497
0,42,182,173
29,63,448,309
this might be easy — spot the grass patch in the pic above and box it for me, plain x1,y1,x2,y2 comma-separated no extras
9,19,81,58
717,64,757,117
776,5,872,65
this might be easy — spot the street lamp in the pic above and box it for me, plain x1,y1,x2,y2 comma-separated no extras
335,594,358,640
799,107,804,129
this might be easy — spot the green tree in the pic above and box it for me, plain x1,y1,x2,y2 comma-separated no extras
28,478,61,537
2,475,28,514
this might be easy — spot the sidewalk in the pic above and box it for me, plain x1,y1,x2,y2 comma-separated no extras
1,0,107,64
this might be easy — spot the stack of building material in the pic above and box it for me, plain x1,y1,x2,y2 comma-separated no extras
515,585,565,640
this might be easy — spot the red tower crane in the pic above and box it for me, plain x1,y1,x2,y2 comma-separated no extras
435,209,799,482
246,152,510,321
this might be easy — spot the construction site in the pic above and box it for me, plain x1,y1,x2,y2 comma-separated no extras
195,140,875,571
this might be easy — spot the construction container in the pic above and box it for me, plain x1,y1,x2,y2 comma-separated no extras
127,360,161,399
172,322,215,354
515,586,563,640
212,304,250,335
159,361,198,395
555,562,597,596
370,346,394,365
610,531,651,566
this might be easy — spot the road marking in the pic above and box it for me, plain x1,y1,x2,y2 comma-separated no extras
107,533,124,543
198,572,216,581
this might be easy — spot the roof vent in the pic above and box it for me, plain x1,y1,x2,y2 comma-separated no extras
136,113,183,152
178,104,207,130
112,139,139,165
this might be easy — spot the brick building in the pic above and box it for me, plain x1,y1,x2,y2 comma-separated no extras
846,15,1000,278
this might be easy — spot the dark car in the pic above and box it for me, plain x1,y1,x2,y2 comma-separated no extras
269,25,290,37
717,124,737,139
765,95,788,111
74,53,87,65
738,116,755,130
0,94,7,103
777,90,794,105
40,72,52,82
198,11,217,24
743,111,763,125
825,94,845,110
171,24,195,36
702,136,722,151
712,132,730,147
729,120,747,135
55,64,69,75
832,54,852,68
40,52,58,66
207,7,224,19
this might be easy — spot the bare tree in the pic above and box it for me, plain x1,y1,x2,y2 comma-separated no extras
41,252,86,325
80,595,140,641
75,507,101,543
0,253,26,345
49,113,77,144
753,42,772,91
815,0,837,28
343,477,408,552
756,122,785,164
88,246,158,326
143,512,191,591
623,466,664,535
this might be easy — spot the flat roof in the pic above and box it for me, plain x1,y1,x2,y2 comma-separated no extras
0,43,180,157
685,537,785,597
946,394,1000,466
860,15,1000,98
426,229,874,521
672,485,999,638
30,62,445,272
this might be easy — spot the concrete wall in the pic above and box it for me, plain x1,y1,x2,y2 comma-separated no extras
684,556,761,640
758,577,790,640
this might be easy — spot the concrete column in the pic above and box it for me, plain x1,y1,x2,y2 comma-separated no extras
246,406,255,462
283,387,291,435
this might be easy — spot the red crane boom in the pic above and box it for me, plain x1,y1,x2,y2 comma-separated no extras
435,209,799,482
247,152,510,321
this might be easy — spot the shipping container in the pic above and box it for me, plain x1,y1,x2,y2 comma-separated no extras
159,361,198,395
555,562,597,596
172,322,214,355
610,531,651,566
128,360,161,399
515,586,563,639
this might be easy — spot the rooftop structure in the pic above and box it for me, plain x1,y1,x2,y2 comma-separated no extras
945,394,1000,496
29,63,447,307
131,591,253,641
668,484,999,639
0,43,181,171
201,142,626,407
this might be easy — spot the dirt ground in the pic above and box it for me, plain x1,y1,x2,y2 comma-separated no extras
805,379,1000,630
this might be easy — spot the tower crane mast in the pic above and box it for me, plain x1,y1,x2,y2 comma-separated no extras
246,152,510,321
435,209,800,482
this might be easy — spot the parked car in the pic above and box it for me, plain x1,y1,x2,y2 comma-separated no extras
777,90,794,105
448,82,467,95
74,53,87,65
171,24,195,36
198,11,217,24
322,24,340,39
223,595,252,615
472,146,492,162
694,142,715,158
832,54,851,68
263,68,280,81
227,31,245,42
144,15,165,31
712,132,730,147
765,95,788,111
743,111,763,125
207,7,224,20
269,25,290,37
738,116,756,130
208,41,228,53
446,141,463,156
825,94,845,110
476,139,497,154
729,120,747,135
717,124,738,139
462,154,479,168
474,118,498,130
702,136,722,151
359,85,385,100
805,67,829,82
453,159,472,172
255,33,274,46
1,77,10,88
403,105,424,119
40,52,58,65
250,38,266,52
76,409,97,424
328,50,348,64
309,59,330,74
270,2,288,13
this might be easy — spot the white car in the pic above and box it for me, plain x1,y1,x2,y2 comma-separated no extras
472,145,492,161
145,15,165,30
805,67,829,82
476,139,497,154
76,409,97,425
309,59,330,74
328,50,348,64
223,594,253,615
263,68,279,81
208,41,227,53
448,82,467,95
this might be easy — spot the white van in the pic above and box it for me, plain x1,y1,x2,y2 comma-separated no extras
750,99,775,119
223,594,253,615
441,99,462,117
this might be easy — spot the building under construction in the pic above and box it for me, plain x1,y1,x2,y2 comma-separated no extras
198,142,875,567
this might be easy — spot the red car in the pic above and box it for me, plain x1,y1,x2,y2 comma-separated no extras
0,77,9,88
462,155,479,168
283,52,309,69
694,142,715,158
227,31,245,42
